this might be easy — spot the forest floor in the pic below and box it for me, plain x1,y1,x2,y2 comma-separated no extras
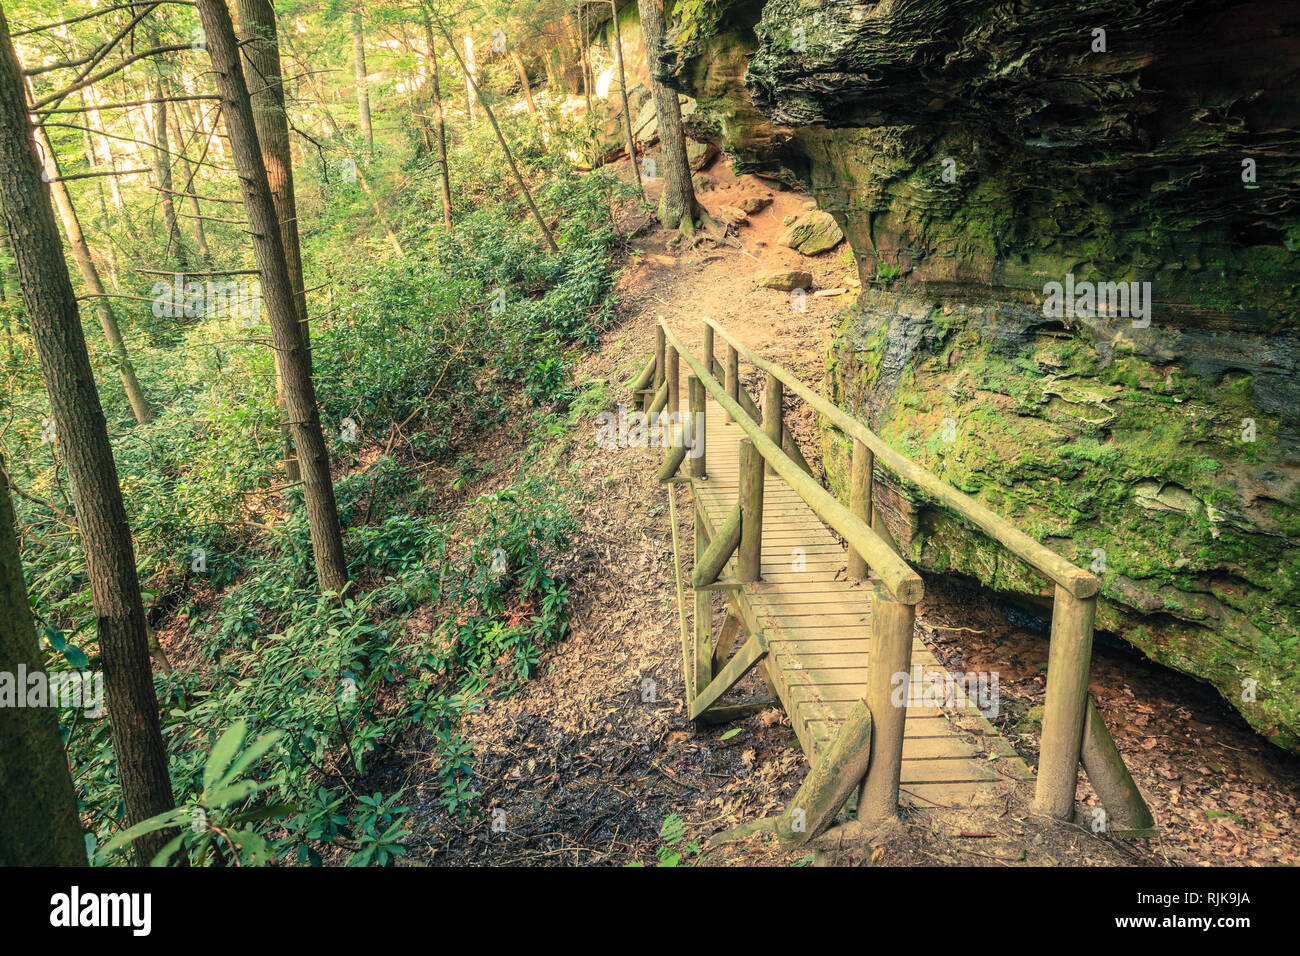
402,155,1300,867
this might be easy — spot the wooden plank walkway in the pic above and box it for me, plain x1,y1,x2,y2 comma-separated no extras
686,387,1035,809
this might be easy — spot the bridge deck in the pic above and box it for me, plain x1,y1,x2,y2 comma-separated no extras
688,390,1035,809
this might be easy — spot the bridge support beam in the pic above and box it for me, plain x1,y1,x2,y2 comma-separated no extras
858,585,916,825
1080,700,1157,836
777,699,874,844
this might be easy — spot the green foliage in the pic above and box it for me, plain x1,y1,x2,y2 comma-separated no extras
627,814,704,867
2,16,624,865
91,719,288,867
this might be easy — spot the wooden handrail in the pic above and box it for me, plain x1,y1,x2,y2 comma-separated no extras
703,318,1099,600
658,320,924,605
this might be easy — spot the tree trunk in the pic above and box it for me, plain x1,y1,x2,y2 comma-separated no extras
0,454,86,866
196,0,349,594
29,114,153,425
610,1,642,199
0,8,178,866
239,0,310,482
579,7,593,114
436,15,557,253
165,79,209,264
285,35,404,256
351,12,372,152
151,77,188,268
463,34,475,125
508,49,536,113
420,10,453,229
637,0,699,234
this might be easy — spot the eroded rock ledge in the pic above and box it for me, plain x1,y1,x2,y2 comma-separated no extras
659,0,1300,747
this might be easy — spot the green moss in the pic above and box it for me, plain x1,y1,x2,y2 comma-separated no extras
824,296,1300,750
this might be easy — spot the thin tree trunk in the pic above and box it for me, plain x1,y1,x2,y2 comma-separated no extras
185,95,223,168
29,114,153,424
637,0,699,234
411,80,433,155
289,49,404,256
610,1,642,199
83,81,124,211
351,11,372,152
0,8,177,866
436,15,557,253
196,0,349,594
508,48,536,113
165,80,209,264
463,34,475,125
0,455,86,866
239,0,310,481
579,7,593,115
151,78,188,268
421,10,452,229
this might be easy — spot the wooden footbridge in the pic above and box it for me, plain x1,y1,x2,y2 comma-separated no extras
630,318,1156,843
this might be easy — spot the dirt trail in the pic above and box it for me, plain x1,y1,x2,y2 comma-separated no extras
406,155,1299,867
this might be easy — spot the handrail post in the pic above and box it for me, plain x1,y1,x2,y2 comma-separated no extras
688,374,706,478
693,511,712,698
847,438,874,580
666,343,679,418
650,325,665,413
763,372,782,476
725,345,739,423
1033,586,1096,820
703,324,714,376
858,582,916,826
738,439,763,582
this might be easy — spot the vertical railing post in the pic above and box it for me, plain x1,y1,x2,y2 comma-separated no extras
666,343,680,418
858,583,916,825
703,324,715,377
763,372,782,476
725,345,739,423
688,374,706,479
847,438,874,580
693,511,712,698
649,324,665,413
738,439,763,582
1032,586,1096,819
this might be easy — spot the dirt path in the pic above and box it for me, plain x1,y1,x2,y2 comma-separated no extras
406,155,1299,867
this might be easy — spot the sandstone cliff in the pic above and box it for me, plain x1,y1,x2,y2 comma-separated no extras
651,0,1300,748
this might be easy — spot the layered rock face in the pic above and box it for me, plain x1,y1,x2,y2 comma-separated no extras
660,0,1300,747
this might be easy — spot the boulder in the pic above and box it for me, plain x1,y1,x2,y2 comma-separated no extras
757,269,813,291
739,195,773,214
634,98,658,146
712,205,749,227
687,139,719,171
777,210,845,256
625,82,651,117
